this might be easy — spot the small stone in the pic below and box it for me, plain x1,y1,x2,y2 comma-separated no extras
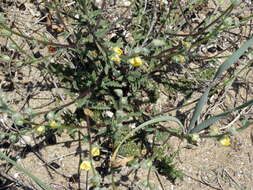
207,47,217,53
13,173,19,179
19,135,32,146
105,111,114,118
122,0,131,6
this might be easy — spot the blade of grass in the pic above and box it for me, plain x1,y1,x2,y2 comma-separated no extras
188,86,211,131
0,151,53,190
200,120,253,138
189,99,253,133
188,35,253,132
111,115,184,161
214,35,253,80
0,23,72,48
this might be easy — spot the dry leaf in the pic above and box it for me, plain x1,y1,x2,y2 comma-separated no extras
52,25,65,33
83,108,94,117
46,12,53,30
48,45,57,53
111,156,134,167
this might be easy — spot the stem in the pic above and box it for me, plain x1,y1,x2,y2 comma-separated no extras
0,23,73,48
147,165,152,189
85,115,96,175
111,170,117,190
111,116,184,161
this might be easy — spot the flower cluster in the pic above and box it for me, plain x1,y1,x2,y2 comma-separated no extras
129,57,143,67
80,147,100,171
111,47,144,67
111,47,123,63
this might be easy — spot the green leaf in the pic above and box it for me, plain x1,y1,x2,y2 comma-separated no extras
90,10,103,18
0,29,12,37
90,106,111,110
9,135,19,143
0,152,53,190
0,103,12,113
152,39,166,47
0,55,11,61
75,96,89,108
104,81,123,88
190,99,253,133
0,14,6,23
214,35,253,80
95,28,107,38
188,35,253,132
12,112,24,125
112,115,184,160
188,86,211,131
104,63,109,75
114,89,123,97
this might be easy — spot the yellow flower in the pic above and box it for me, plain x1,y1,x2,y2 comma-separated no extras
49,121,60,128
113,47,123,56
219,136,231,146
36,125,45,133
80,160,92,171
91,147,100,157
49,121,56,128
129,57,143,67
111,55,121,63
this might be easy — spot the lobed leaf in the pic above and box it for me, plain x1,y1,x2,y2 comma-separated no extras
112,115,184,161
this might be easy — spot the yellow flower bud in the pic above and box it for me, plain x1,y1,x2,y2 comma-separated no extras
129,57,143,67
173,54,186,64
36,125,45,133
182,41,191,49
49,121,58,128
191,133,200,143
178,55,185,63
113,47,123,56
111,55,121,63
91,147,100,157
80,160,92,171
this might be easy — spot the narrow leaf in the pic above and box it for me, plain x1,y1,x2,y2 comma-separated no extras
214,35,253,80
190,99,253,133
188,35,253,132
0,151,53,190
188,86,211,131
